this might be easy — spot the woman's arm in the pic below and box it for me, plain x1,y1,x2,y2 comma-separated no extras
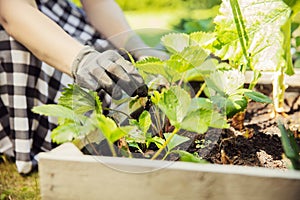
0,0,84,76
81,0,148,52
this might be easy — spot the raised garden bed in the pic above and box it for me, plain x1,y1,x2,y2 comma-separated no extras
38,142,300,200
38,73,300,199
36,1,300,199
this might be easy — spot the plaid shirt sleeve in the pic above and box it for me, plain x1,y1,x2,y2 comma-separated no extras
0,0,116,174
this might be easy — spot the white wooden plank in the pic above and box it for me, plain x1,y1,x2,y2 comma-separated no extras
39,143,300,200
245,69,300,87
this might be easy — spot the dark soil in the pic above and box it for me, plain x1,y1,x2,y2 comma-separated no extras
185,84,300,170
84,84,300,170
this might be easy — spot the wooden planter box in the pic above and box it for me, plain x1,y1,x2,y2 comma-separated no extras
38,69,300,199
38,143,300,200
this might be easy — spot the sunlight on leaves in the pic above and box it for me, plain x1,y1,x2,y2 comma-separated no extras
164,133,190,151
161,33,190,53
155,86,191,126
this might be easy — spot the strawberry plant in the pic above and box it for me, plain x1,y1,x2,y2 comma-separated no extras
190,0,300,113
32,26,271,162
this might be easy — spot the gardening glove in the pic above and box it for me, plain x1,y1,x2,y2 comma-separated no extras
71,46,148,101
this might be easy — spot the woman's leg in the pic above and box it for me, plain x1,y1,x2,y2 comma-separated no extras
0,25,73,174
0,0,118,174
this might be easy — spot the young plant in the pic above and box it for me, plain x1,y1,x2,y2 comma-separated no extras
191,0,298,113
278,122,300,170
32,17,272,162
133,30,272,159
32,85,129,156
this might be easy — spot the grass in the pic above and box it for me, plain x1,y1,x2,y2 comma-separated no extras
124,10,179,47
0,156,41,200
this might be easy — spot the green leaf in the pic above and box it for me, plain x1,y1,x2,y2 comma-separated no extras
156,86,191,126
32,104,78,120
135,57,165,75
190,31,216,48
172,150,208,163
58,84,102,114
178,46,208,69
184,58,218,82
225,94,248,118
161,33,190,53
138,111,152,134
96,114,127,143
278,122,300,169
148,136,165,149
181,109,212,133
150,90,161,105
135,57,181,83
164,133,190,151
205,70,245,96
127,141,143,154
167,54,193,73
210,0,291,72
109,129,127,144
181,98,228,133
296,36,300,47
243,90,273,104
51,122,80,144
283,0,300,17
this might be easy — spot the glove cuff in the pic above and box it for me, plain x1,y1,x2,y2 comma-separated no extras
71,46,96,79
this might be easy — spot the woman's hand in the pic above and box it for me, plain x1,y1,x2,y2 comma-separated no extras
72,46,148,99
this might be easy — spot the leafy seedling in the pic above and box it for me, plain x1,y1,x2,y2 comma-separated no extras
278,122,300,170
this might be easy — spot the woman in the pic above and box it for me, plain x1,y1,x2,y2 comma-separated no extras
0,0,166,174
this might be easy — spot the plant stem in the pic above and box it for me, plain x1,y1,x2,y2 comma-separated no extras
162,152,170,160
273,67,286,112
104,108,132,119
282,19,294,76
272,15,295,112
229,0,251,72
195,83,206,98
86,136,101,156
151,127,179,160
108,141,117,157
248,70,261,90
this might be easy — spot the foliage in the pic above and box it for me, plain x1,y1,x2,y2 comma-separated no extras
33,0,273,163
278,122,300,170
186,0,300,113
69,0,221,11
173,17,215,33
33,29,271,162
115,0,221,11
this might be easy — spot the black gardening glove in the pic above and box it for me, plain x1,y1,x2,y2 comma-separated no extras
71,46,148,102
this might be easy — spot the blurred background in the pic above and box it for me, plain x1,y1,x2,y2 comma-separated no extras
69,0,300,68
69,0,221,45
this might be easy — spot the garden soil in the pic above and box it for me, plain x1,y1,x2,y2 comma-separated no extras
185,84,300,170
85,84,300,170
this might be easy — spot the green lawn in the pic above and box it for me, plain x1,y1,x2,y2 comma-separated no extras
124,11,179,47
0,157,41,200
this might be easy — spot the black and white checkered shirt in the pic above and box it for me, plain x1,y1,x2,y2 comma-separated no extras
0,0,115,174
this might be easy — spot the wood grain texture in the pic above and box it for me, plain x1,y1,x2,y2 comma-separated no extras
38,143,300,200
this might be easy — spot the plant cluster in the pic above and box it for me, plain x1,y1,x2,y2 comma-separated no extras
33,0,300,165
32,28,271,162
